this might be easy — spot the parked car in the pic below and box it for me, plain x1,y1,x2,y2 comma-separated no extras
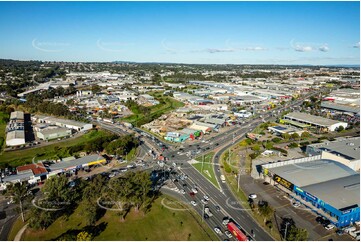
292,201,301,208
203,195,209,201
248,194,257,199
191,200,197,206
215,205,221,212
325,224,335,230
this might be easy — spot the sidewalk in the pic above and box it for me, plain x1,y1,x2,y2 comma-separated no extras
14,223,28,241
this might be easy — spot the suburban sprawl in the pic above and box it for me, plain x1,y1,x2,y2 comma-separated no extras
0,60,359,241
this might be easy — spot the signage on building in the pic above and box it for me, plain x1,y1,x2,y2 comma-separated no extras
273,174,294,191
295,186,304,193
305,191,318,202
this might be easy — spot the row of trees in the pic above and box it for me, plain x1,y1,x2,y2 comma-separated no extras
15,170,155,232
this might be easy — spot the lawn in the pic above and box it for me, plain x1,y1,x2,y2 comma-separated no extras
8,215,27,241
0,129,112,168
0,112,9,152
22,195,218,241
192,152,220,189
122,92,184,126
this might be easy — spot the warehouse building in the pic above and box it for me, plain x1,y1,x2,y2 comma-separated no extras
283,112,348,132
36,127,72,141
261,157,360,228
5,111,25,146
32,115,93,132
268,125,304,136
306,137,360,171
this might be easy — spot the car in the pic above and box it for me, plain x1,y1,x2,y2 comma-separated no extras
225,230,233,238
180,189,186,195
292,201,301,208
316,216,324,224
191,200,197,206
108,173,116,178
189,192,195,197
203,213,209,219
203,195,209,201
248,194,257,199
173,179,178,183
336,229,344,236
222,217,230,226
322,219,331,226
215,205,221,211
214,227,222,234
325,224,335,230
182,183,187,187
201,199,208,205
192,188,198,194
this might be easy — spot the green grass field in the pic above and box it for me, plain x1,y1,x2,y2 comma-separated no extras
122,92,184,126
193,152,220,189
22,195,217,241
0,112,9,152
0,129,112,168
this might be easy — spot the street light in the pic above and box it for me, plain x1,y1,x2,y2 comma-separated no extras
284,221,290,241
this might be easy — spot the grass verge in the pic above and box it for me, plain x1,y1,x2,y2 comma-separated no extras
23,195,217,241
193,152,220,189
0,129,113,168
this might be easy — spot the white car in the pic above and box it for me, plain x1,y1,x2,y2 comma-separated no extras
248,194,257,199
225,230,233,238
325,224,335,230
292,201,301,208
222,218,230,226
203,195,209,201
201,199,208,205
214,227,222,234
192,188,198,194
191,200,197,206
180,189,186,195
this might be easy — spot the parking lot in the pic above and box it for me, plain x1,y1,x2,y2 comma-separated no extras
239,175,354,241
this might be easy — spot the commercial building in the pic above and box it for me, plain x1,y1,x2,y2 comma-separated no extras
48,154,106,176
283,112,348,132
36,127,72,141
268,125,304,136
306,137,360,171
32,115,93,132
261,157,360,228
5,111,25,146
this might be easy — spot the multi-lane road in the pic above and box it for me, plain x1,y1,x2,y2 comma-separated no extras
95,91,319,241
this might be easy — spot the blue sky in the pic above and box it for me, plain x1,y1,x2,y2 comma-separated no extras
0,1,359,65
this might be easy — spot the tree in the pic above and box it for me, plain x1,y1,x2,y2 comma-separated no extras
5,183,29,222
91,84,101,94
286,226,308,241
281,133,291,140
301,132,310,139
258,201,274,223
291,133,300,141
77,231,92,241
337,126,344,132
252,144,261,152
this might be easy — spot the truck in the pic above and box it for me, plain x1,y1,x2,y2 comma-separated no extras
227,222,248,241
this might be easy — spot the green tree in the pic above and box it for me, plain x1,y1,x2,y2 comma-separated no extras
337,126,344,132
77,231,92,241
286,226,309,241
5,183,29,222
281,133,291,140
91,84,101,94
291,133,300,141
258,201,274,223
252,144,261,152
301,132,310,139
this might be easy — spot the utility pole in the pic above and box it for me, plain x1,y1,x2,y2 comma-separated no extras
201,154,204,173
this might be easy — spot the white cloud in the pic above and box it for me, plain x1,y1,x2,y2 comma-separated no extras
294,45,313,52
319,45,329,52
353,42,360,48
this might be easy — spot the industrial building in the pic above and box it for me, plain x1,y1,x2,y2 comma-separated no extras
0,155,106,190
5,111,25,146
36,127,72,141
267,125,304,136
261,157,360,228
283,112,348,132
32,115,93,132
306,137,360,171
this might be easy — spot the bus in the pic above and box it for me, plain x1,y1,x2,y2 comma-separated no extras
227,222,248,241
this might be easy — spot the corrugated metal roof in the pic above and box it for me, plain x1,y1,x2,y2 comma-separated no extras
268,159,357,188
284,112,346,127
301,174,360,209
49,155,105,171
